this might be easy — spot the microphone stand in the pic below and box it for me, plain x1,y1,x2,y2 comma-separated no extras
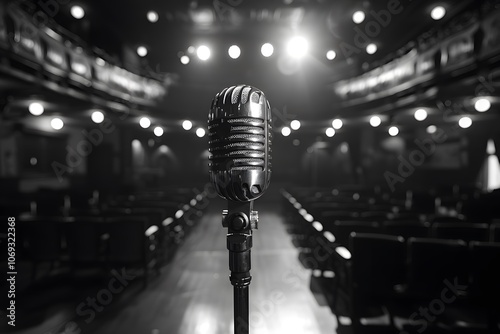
222,200,258,334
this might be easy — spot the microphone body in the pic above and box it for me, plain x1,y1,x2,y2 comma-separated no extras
208,85,272,202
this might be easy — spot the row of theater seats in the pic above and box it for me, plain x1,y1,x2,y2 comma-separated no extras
281,187,500,334
1,187,209,288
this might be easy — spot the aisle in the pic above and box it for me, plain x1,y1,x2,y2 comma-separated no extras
90,198,336,334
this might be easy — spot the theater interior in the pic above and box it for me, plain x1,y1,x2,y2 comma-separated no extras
1,0,500,333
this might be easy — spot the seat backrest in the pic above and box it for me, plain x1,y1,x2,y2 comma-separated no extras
350,233,406,296
491,222,500,242
407,237,468,297
105,217,148,263
331,221,379,247
383,220,430,239
469,241,500,301
432,222,490,242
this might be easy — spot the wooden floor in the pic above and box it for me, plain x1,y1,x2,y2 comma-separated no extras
12,198,336,334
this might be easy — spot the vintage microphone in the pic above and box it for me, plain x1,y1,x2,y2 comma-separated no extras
208,85,272,334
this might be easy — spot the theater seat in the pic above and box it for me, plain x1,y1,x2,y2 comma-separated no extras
431,222,490,242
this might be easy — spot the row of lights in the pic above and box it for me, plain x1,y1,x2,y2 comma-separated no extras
139,117,206,138
351,5,446,25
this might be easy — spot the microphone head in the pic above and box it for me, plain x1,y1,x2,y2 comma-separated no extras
208,85,272,202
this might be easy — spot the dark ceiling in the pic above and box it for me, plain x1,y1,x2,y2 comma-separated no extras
27,0,481,124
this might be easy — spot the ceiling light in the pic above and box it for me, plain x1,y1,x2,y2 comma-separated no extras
70,5,85,19
154,126,164,137
426,125,437,134
29,102,44,116
180,55,190,64
51,117,64,130
287,36,308,58
137,46,148,57
474,98,491,112
197,45,211,61
352,10,365,24
332,118,343,129
366,43,377,55
147,11,159,23
431,6,446,20
196,128,206,137
261,43,274,57
182,120,193,130
139,117,151,129
325,127,335,137
290,120,301,130
281,127,291,137
414,108,428,121
388,126,399,136
91,110,104,124
326,50,336,60
458,116,472,129
370,116,382,127
228,45,241,59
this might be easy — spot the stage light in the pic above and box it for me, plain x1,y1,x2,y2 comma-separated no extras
370,116,381,127
459,116,472,129
326,127,335,137
70,5,85,19
261,43,274,57
91,110,104,124
29,102,44,116
326,50,336,60
139,117,151,129
332,118,343,130
281,127,291,137
414,108,428,121
228,45,241,59
197,45,211,61
388,126,399,136
154,126,164,137
51,117,64,130
352,10,365,24
431,6,446,20
182,120,193,130
147,10,159,23
290,120,301,130
366,43,377,54
475,98,491,112
180,55,190,64
137,46,148,57
426,125,437,134
196,128,206,137
287,36,308,58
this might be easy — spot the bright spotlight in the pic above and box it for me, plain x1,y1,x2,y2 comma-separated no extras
426,125,437,134
197,45,211,61
154,126,164,137
459,116,472,129
332,118,343,130
70,5,85,19
431,6,446,20
29,102,44,116
325,127,335,137
352,10,365,24
370,116,382,127
389,126,399,136
326,50,337,60
51,117,64,130
287,36,308,58
261,43,274,57
475,98,491,112
182,120,193,130
147,10,159,23
91,110,104,124
414,108,428,121
366,43,377,55
196,128,206,137
281,127,291,137
290,120,301,130
228,45,241,59
137,46,148,57
139,117,151,129
180,55,190,64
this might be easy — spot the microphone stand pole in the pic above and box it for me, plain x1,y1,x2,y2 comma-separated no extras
222,200,258,334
